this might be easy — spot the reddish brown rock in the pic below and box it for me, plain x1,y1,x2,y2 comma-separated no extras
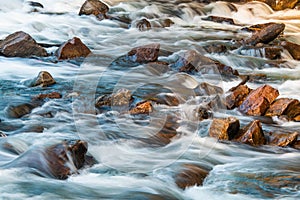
294,115,300,122
281,41,300,60
216,63,239,76
203,43,227,54
135,19,151,31
202,16,235,25
149,93,180,106
209,117,240,140
129,101,153,115
245,23,285,46
235,120,266,146
226,85,251,109
239,85,279,116
242,22,277,33
266,131,299,147
35,92,62,100
31,71,56,87
127,43,160,63
175,164,209,189
56,37,91,60
292,140,300,150
79,0,109,20
0,31,47,57
265,98,299,117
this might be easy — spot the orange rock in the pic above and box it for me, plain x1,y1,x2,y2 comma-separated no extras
35,92,62,100
235,120,266,146
265,98,299,117
209,117,240,140
226,85,251,109
56,37,91,60
129,101,153,115
267,131,299,147
281,41,300,60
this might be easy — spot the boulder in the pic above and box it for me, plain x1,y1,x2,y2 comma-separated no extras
235,120,266,146
281,41,300,60
266,131,299,147
129,101,153,115
202,16,235,25
209,117,240,140
239,85,279,116
5,103,36,118
265,98,299,117
31,71,56,87
175,164,209,189
245,23,285,46
95,88,132,108
256,0,299,11
56,37,91,60
127,43,160,63
79,0,109,20
0,31,47,57
226,85,251,109
34,92,62,100
135,19,151,31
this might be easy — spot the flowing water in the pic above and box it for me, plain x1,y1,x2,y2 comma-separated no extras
0,0,300,199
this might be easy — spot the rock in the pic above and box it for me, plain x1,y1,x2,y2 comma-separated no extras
0,31,47,57
209,117,240,140
266,131,299,147
95,88,132,108
226,85,251,109
197,106,213,121
127,43,160,63
56,37,91,60
235,120,266,146
194,82,224,96
175,164,209,189
145,61,170,75
239,85,279,116
203,43,228,54
292,140,300,150
245,23,285,46
135,19,151,31
265,98,299,117
129,101,153,115
281,41,300,60
149,93,180,106
239,46,282,60
79,0,109,20
216,63,239,76
34,92,62,100
294,115,300,122
5,103,36,118
31,71,56,87
202,16,235,25
242,22,277,32
0,132,7,137
256,0,299,11
152,18,174,28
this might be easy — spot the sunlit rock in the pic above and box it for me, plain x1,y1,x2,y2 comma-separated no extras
266,131,299,147
281,41,300,60
31,71,56,87
209,117,240,140
226,85,251,109
79,0,109,20
265,98,299,117
129,101,153,115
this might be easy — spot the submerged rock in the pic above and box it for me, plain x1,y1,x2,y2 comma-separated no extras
56,37,91,60
31,71,56,87
135,19,151,31
0,31,47,57
79,0,109,20
5,103,36,118
209,117,240,140
202,15,235,25
239,85,279,116
127,43,160,63
129,101,153,115
235,120,266,146
95,88,132,108
281,41,300,60
266,131,299,147
194,82,224,96
175,164,209,189
34,92,62,100
226,85,251,109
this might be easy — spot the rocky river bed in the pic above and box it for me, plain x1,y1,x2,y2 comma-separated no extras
0,0,300,199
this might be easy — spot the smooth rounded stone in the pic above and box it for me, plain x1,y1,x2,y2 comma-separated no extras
34,92,62,100
127,43,160,63
79,0,109,20
226,85,251,109
31,71,56,87
281,41,300,60
209,117,240,140
266,131,299,147
202,15,235,25
56,37,91,60
265,98,299,117
234,120,266,146
245,23,285,46
0,31,47,57
135,18,151,31
175,164,209,189
4,103,36,118
129,101,153,115
239,85,279,116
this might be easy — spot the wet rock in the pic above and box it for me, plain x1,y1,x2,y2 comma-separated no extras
197,106,213,121
34,92,62,100
209,117,240,140
149,93,180,106
239,46,282,60
265,98,299,117
0,132,7,137
31,71,56,87
216,63,239,76
127,43,160,63
245,23,285,46
194,82,224,96
239,85,279,116
294,115,300,122
203,43,228,54
129,101,153,115
175,164,209,189
95,88,132,108
145,61,170,75
5,103,36,118
235,120,266,146
242,22,278,32
257,0,299,11
281,41,300,60
226,85,251,109
292,140,300,150
0,31,47,57
79,0,109,20
56,37,91,60
135,19,151,31
266,131,299,147
152,18,174,28
202,16,235,25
